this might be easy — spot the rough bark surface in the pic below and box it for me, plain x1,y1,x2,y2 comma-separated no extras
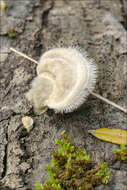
0,0,127,190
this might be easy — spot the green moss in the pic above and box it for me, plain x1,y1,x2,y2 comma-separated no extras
8,32,16,39
35,132,110,190
113,145,127,162
8,28,16,39
0,184,12,190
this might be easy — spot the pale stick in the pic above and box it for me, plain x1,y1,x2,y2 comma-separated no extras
91,92,127,114
10,47,38,64
10,47,127,114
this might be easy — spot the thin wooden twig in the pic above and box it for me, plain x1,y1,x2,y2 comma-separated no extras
10,47,127,114
91,92,127,114
10,47,38,64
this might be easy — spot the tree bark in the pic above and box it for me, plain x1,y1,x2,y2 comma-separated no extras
0,0,127,189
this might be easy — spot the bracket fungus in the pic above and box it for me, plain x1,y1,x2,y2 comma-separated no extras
25,47,97,113
10,47,127,114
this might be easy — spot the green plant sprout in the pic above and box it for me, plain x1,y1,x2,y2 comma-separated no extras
8,27,16,38
35,132,110,190
113,145,127,162
0,184,12,190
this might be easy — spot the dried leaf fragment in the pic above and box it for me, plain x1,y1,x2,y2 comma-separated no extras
88,128,127,145
22,116,34,132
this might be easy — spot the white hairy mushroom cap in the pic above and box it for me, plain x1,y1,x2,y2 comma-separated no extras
26,47,97,113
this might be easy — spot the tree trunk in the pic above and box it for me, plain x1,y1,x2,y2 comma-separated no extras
0,0,127,189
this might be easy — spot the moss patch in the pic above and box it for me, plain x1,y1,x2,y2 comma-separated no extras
113,145,127,163
35,132,110,190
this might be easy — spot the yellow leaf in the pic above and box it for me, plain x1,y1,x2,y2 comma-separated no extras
88,128,127,145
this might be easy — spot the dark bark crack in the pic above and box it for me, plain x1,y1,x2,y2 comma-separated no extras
1,123,8,179
121,0,127,29
41,0,54,26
